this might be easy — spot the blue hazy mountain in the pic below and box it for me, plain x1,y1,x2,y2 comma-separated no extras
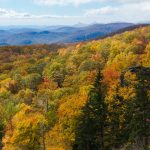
0,23,133,46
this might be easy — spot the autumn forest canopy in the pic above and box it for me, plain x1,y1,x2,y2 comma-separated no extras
0,26,150,150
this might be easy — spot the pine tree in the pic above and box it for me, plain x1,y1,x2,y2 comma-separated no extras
128,67,150,150
74,70,107,150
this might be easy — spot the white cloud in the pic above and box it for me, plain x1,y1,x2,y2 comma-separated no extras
34,0,101,6
118,0,150,3
85,6,118,16
0,0,150,25
0,8,82,19
84,1,150,22
34,0,150,6
0,8,30,18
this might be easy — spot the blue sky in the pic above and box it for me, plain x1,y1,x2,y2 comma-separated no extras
0,0,150,25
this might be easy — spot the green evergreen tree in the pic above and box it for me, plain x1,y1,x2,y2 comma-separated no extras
74,70,107,150
128,67,150,150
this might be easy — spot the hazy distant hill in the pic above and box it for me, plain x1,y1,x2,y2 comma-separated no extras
0,23,133,46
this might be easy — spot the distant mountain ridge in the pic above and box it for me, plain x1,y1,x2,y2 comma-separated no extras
94,23,150,40
0,23,133,46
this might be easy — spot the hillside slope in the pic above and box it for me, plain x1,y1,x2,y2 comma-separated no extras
0,26,150,150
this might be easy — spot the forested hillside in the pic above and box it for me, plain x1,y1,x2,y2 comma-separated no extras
0,26,150,150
